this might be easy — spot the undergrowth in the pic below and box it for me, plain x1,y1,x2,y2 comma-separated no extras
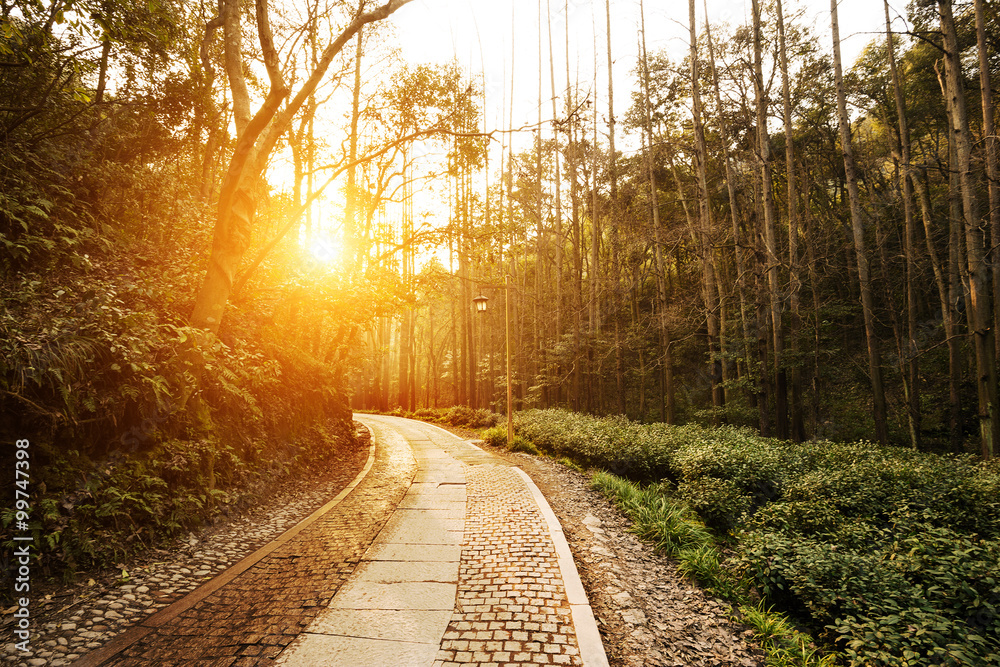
516,409,1000,667
592,471,836,666
1,267,359,589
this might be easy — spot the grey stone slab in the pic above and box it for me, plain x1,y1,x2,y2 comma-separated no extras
412,469,466,484
350,560,458,584
330,581,457,610
394,507,465,519
381,512,462,538
396,495,466,510
406,481,459,492
414,462,465,473
304,609,453,643
276,633,440,666
363,542,462,562
376,519,463,546
402,487,466,503
411,450,450,460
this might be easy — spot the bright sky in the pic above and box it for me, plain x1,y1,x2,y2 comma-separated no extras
389,0,905,134
303,0,907,270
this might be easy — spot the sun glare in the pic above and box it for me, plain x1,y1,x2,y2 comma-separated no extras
309,237,342,265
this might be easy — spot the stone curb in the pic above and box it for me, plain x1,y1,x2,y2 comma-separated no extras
414,418,610,666
356,415,611,666
72,435,378,667
512,467,611,667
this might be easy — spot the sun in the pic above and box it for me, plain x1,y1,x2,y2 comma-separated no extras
308,236,342,265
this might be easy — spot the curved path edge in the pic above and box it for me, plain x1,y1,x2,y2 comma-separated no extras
357,415,610,667
74,433,378,667
511,467,610,667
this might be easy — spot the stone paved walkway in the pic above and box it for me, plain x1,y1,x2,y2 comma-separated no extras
77,414,608,666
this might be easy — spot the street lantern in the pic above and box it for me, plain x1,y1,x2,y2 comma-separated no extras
473,295,489,313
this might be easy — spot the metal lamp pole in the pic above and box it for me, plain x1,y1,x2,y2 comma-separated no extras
469,283,512,446
505,275,513,446
472,295,488,410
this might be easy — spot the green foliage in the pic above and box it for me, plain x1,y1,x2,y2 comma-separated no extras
514,409,701,481
550,409,1000,665
739,602,839,667
591,472,830,666
591,471,713,559
506,435,540,456
556,457,583,472
442,405,501,428
2,419,356,578
381,405,504,430
677,477,752,533
481,425,508,448
740,515,1000,666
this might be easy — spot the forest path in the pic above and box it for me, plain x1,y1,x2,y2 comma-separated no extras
71,414,607,666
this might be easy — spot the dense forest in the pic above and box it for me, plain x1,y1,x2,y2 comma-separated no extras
355,0,1000,464
1,0,997,576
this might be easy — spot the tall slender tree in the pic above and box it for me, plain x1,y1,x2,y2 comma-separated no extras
752,0,787,436
831,0,890,444
191,0,413,334
776,0,805,441
938,0,998,459
883,0,922,449
973,0,1000,361
690,0,724,412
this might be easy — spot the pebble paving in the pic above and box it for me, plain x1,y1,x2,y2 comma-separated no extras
78,423,414,666
2,441,370,667
433,464,582,667
7,416,605,666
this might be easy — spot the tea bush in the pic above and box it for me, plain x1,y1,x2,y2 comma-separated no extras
507,435,541,456
520,408,1000,666
513,409,700,481
481,425,508,448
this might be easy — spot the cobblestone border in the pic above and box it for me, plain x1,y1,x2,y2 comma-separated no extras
512,468,610,667
72,435,378,667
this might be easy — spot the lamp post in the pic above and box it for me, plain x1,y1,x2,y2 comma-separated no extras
472,295,488,409
471,285,512,446
504,275,512,446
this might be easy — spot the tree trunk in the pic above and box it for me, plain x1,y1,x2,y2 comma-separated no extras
190,0,411,334
705,6,753,406
603,0,626,416
974,0,1000,362
884,0,922,448
345,26,363,270
752,0,787,437
776,0,804,441
831,0,890,444
939,0,998,458
690,0,724,413
641,0,675,423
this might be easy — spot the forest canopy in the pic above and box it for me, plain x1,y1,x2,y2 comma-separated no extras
1,0,999,573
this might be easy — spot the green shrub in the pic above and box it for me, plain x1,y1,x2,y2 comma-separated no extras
592,472,713,558
444,404,476,426
541,409,1000,666
557,457,583,472
739,517,1000,665
481,425,508,448
471,409,501,428
442,405,502,428
507,435,541,456
677,477,751,533
669,427,795,507
412,407,445,421
514,409,694,481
